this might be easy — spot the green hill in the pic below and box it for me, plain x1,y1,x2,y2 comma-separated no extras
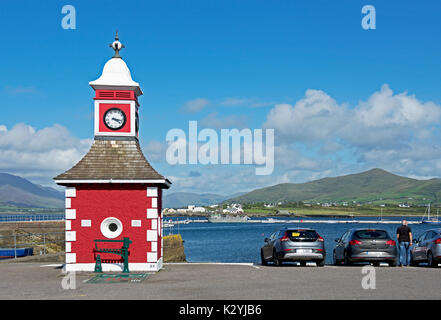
227,168,441,205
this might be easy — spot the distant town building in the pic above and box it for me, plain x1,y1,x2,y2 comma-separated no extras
223,203,244,214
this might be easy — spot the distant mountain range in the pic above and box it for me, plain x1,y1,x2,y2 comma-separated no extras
1,168,440,209
227,168,441,205
0,173,64,208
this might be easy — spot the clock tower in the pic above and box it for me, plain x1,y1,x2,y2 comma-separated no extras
90,32,141,139
54,33,171,272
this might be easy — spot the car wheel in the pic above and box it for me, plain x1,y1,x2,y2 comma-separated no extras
260,250,267,266
428,251,438,268
299,261,307,267
317,259,325,267
273,250,282,266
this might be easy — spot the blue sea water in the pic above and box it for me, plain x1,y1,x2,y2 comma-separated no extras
165,216,437,264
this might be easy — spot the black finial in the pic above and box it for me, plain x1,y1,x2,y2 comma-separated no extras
109,31,125,58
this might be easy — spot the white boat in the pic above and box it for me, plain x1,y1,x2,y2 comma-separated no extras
261,218,279,223
422,204,441,225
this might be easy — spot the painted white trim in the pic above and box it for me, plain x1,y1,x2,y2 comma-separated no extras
151,241,157,252
65,209,76,220
147,230,157,242
65,198,71,209
65,231,76,242
147,187,158,197
147,251,158,263
147,208,158,219
151,197,158,208
65,187,76,198
131,220,142,227
66,253,76,264
158,217,162,237
151,219,158,230
81,219,91,227
55,179,170,187
64,260,162,272
65,242,72,253
65,220,71,231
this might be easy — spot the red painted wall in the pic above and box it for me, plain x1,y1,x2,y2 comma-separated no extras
69,184,162,264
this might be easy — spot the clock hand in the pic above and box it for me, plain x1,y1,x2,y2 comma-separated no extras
112,117,122,123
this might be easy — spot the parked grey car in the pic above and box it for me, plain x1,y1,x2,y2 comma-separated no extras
410,228,441,267
333,228,398,266
260,228,326,266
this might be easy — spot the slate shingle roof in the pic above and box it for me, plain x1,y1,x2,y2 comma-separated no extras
54,138,170,187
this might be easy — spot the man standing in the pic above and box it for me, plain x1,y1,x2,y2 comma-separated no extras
396,220,412,267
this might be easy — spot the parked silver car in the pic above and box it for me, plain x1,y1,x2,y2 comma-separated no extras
260,228,326,266
410,228,441,267
333,228,398,266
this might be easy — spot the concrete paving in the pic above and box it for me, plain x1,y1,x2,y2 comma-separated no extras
0,262,440,300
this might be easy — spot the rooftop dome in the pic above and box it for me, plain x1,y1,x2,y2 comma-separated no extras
89,33,142,96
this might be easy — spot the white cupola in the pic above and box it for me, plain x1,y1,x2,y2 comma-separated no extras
89,32,142,96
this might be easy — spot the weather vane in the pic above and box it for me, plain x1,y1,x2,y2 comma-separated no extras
109,31,125,58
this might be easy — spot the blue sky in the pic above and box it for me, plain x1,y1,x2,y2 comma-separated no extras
2,0,441,194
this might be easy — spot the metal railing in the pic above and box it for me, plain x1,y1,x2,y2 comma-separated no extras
0,214,65,222
0,231,64,259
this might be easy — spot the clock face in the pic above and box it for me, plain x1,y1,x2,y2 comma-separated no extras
103,108,126,130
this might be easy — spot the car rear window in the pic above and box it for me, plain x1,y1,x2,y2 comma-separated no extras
287,230,318,241
354,230,388,239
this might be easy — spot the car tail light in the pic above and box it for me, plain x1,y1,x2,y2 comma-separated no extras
317,235,324,242
283,248,293,251
434,238,441,244
386,240,396,246
349,240,361,245
280,232,290,242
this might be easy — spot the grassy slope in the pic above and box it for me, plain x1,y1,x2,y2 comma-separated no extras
229,168,441,205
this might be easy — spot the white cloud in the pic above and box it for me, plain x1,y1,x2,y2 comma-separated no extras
143,140,167,162
264,84,441,181
343,84,441,149
0,123,92,186
264,89,347,142
181,98,210,113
